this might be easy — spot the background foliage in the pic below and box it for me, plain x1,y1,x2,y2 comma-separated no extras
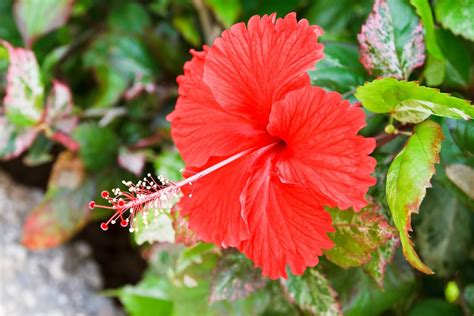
1,0,473,315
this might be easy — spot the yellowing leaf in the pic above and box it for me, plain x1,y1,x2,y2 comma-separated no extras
22,151,94,249
386,120,444,274
355,78,474,123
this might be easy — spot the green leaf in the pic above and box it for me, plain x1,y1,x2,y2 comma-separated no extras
72,123,119,171
206,0,241,28
362,237,399,288
358,0,425,79
1,41,44,126
107,2,151,34
172,15,201,47
464,284,474,313
22,152,94,249
328,260,416,316
83,33,156,107
386,120,444,274
303,0,372,42
210,252,266,303
13,0,72,47
172,243,219,287
415,180,472,276
324,203,396,269
355,78,474,123
282,269,341,316
407,299,463,316
435,0,474,42
436,29,474,89
154,149,184,182
409,0,446,86
308,42,367,95
110,274,173,316
450,120,474,157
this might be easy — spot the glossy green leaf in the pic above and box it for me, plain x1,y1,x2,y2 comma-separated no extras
283,269,341,316
72,123,119,171
407,299,463,316
328,260,416,316
110,274,173,316
436,29,474,88
415,180,471,276
386,120,444,274
409,0,445,86
172,15,201,47
13,0,72,47
355,78,474,123
435,0,474,42
358,0,425,79
325,203,396,269
210,252,266,303
1,41,44,126
308,42,367,95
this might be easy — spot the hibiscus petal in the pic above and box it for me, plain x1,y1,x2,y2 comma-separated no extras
179,155,256,248
203,13,324,126
267,86,376,211
167,47,274,167
238,150,334,279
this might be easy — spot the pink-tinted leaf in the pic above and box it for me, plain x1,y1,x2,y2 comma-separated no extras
118,147,146,176
324,203,396,269
14,0,74,48
22,151,94,249
0,116,38,160
363,237,400,288
1,40,44,126
210,252,267,303
45,80,77,134
358,0,425,79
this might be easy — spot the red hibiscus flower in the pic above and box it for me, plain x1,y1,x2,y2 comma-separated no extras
166,13,376,279
91,13,376,279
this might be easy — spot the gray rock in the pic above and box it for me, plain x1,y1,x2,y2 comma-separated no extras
0,172,123,316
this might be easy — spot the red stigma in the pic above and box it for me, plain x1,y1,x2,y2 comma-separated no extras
101,190,109,198
100,223,108,231
88,201,96,209
120,220,128,227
